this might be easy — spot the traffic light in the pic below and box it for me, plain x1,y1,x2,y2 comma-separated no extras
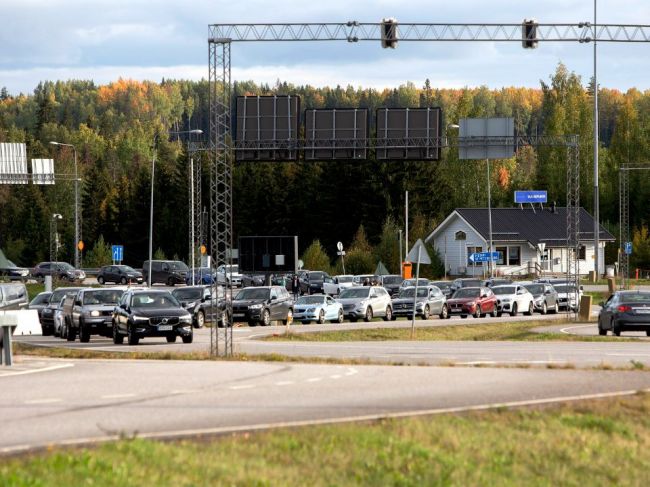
522,19,538,49
381,18,398,49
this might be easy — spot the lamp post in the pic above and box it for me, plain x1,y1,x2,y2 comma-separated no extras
49,213,63,263
49,141,79,269
169,129,203,284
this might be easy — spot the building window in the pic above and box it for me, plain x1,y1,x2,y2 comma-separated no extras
496,246,507,265
467,246,483,265
455,231,466,241
508,246,521,266
578,245,586,260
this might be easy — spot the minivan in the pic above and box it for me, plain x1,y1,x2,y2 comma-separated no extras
142,260,189,286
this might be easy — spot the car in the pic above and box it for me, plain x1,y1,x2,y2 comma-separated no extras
97,265,143,285
429,281,454,299
216,264,243,287
598,291,650,336
142,260,189,286
293,294,344,324
171,285,225,328
241,273,266,287
300,271,338,296
39,286,84,335
333,275,356,291
553,282,583,311
185,267,223,286
28,291,52,323
0,259,30,281
391,285,448,320
484,278,514,288
336,286,393,322
63,288,125,342
491,284,535,317
451,278,483,293
32,262,86,282
0,282,28,310
522,282,559,314
447,286,497,318
380,274,404,297
231,286,293,326
398,278,430,293
54,297,69,338
112,289,194,345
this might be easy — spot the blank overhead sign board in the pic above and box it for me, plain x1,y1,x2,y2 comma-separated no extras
305,108,368,160
31,159,55,185
376,108,442,160
458,117,515,160
0,143,28,184
236,96,300,161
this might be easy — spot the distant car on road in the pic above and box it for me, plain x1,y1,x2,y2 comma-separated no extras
39,286,84,335
171,285,225,328
491,284,535,317
484,278,514,288
451,278,483,293
64,288,125,342
522,282,559,314
301,271,338,296
336,286,393,322
380,274,404,297
231,286,293,326
333,275,356,291
598,291,650,336
97,265,143,285
142,260,189,286
553,282,583,311
216,264,243,287
0,259,30,281
447,286,497,318
185,267,222,286
429,281,454,299
391,286,448,320
28,291,52,323
398,278,430,293
293,294,344,324
32,262,86,282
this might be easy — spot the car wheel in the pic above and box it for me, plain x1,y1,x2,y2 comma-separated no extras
302,321,311,325
66,321,75,342
248,321,258,327
540,302,547,315
439,305,448,320
612,319,622,337
510,303,518,317
282,309,293,326
317,309,325,324
262,309,271,326
461,314,467,319
120,277,128,285
182,332,193,344
112,322,124,344
166,335,177,343
525,302,534,316
491,306,497,318
645,330,650,337
364,307,373,322
80,323,90,343
421,305,430,320
335,309,344,324
196,310,205,329
383,306,393,322
598,319,607,336
473,305,481,319
167,277,175,287
552,302,559,314
97,276,105,285
127,325,140,345
350,317,358,323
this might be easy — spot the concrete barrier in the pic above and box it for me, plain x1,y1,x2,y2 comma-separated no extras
579,295,593,322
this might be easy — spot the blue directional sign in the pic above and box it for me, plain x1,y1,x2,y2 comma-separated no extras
111,245,124,262
624,242,633,255
469,251,501,263
514,190,548,204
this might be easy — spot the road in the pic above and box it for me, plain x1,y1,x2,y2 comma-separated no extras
2,357,650,454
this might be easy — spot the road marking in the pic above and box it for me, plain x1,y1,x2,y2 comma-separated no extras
171,390,199,395
101,393,136,399
275,381,294,386
329,374,342,379
306,377,322,382
345,367,358,376
560,324,594,335
229,384,254,390
606,353,650,357
0,363,74,378
24,398,62,405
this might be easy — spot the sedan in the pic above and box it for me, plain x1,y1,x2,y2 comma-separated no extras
293,295,344,324
598,291,650,336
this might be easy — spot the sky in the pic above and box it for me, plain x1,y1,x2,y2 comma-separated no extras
1,0,649,95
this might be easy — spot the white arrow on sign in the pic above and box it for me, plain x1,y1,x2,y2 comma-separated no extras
406,239,431,265
337,241,343,252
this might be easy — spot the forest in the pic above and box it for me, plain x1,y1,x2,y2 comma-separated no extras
1,62,649,276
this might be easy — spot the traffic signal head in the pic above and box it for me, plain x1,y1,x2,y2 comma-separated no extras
381,18,398,49
522,19,539,49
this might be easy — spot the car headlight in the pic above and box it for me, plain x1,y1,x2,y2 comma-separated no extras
415,303,424,310
467,301,476,307
90,310,100,317
132,315,149,322
180,315,192,324
43,308,52,315
249,304,263,310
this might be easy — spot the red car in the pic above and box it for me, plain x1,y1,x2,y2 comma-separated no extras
447,286,497,318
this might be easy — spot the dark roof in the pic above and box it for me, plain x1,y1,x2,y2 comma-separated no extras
455,207,615,247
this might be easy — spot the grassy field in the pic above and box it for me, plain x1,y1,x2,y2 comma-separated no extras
2,392,650,486
265,320,634,343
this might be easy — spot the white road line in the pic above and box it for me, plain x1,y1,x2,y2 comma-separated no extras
170,390,199,395
306,377,322,382
0,363,74,378
345,367,358,376
24,398,62,405
560,324,594,335
229,384,254,390
329,374,342,379
275,381,294,386
606,353,650,357
101,393,136,399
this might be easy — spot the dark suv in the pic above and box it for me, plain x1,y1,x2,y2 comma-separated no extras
64,288,125,342
142,260,189,286
32,262,86,282
97,265,143,285
171,285,226,328
112,289,193,345
231,286,293,326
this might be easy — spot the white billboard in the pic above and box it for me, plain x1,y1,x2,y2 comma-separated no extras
0,143,28,184
31,158,55,185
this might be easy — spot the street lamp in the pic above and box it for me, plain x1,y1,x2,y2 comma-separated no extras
49,141,80,269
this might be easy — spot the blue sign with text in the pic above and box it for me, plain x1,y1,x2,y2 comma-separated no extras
514,190,548,204
624,242,633,255
111,245,124,262
469,251,501,263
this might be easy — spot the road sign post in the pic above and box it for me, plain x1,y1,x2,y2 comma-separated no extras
337,241,346,274
406,239,431,339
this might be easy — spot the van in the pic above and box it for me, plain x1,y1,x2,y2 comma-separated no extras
142,260,189,286
0,282,29,310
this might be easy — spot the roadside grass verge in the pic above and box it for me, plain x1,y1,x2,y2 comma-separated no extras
2,392,650,485
264,320,635,343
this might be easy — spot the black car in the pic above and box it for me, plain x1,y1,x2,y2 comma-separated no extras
380,274,404,297
231,286,293,326
598,291,650,337
429,281,454,299
112,289,193,345
39,286,84,335
171,286,226,328
97,265,143,285
32,262,86,282
142,260,189,286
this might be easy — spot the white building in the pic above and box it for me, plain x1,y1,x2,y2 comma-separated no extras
425,207,615,277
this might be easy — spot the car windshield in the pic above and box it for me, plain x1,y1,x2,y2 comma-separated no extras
490,280,512,286
403,279,429,287
554,285,576,293
83,290,123,305
296,296,325,305
235,288,270,300
221,265,239,273
453,288,480,298
117,265,136,273
431,282,451,289
172,288,203,300
59,263,75,271
336,276,353,283
525,284,545,295
383,276,403,285
459,279,482,287
399,288,429,298
308,272,326,281
30,293,51,305
339,288,370,299
620,292,650,302
131,292,180,308
492,287,516,295
49,289,70,303
170,261,189,271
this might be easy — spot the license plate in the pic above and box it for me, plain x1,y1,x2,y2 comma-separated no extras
233,313,245,319
635,309,650,314
158,325,173,331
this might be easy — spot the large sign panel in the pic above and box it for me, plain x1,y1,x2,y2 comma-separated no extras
304,108,368,160
235,96,300,161
514,190,547,204
0,143,28,184
31,159,55,185
376,108,442,160
238,236,298,274
458,117,515,160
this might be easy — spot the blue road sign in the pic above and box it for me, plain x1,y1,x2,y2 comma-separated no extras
469,251,501,263
624,242,633,255
111,245,124,262
514,190,548,204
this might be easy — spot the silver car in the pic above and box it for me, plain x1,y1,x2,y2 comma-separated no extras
391,285,448,320
336,286,393,322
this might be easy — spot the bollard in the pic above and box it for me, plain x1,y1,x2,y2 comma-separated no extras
579,295,592,322
607,277,616,296
588,270,596,283
0,325,14,366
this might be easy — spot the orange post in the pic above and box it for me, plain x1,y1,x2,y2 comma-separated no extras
402,262,412,279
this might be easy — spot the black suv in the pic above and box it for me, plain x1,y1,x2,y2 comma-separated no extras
380,274,404,297
171,285,226,328
97,265,143,285
142,260,189,286
231,286,293,326
112,289,193,345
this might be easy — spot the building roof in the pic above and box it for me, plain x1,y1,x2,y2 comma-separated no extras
428,207,615,247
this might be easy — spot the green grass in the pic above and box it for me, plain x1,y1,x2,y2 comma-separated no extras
2,392,650,486
264,320,636,343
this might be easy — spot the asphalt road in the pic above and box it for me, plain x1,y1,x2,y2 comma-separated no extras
2,357,650,454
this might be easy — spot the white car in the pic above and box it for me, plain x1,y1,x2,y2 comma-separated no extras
216,264,243,287
491,284,535,317
293,294,344,324
553,283,584,311
334,275,356,291
336,286,393,322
